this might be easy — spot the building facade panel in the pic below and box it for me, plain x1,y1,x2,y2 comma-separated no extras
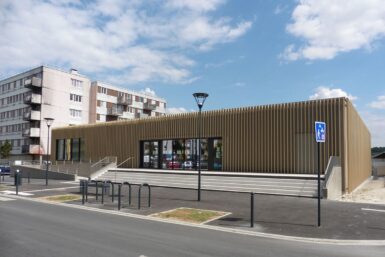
51,97,371,192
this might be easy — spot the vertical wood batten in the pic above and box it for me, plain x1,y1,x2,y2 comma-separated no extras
50,98,370,190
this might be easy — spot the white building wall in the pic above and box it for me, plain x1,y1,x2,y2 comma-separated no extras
39,67,91,155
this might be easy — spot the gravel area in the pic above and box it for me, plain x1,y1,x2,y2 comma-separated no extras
342,177,385,204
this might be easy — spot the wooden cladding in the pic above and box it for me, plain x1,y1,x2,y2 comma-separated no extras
52,97,371,192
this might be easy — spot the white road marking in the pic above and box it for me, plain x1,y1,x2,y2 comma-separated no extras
362,208,385,213
23,186,79,193
0,196,15,201
1,191,33,196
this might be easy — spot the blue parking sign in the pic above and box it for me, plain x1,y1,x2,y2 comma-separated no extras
315,121,326,143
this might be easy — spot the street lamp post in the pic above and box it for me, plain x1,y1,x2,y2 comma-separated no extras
193,92,208,201
44,118,54,186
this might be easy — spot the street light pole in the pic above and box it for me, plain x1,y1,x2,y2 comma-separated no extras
193,92,208,202
44,118,54,186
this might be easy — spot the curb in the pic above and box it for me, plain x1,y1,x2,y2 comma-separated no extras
2,193,385,246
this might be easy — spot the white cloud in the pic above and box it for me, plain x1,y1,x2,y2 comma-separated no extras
234,82,245,87
283,0,385,60
361,112,385,146
369,95,385,109
166,0,224,12
309,86,357,101
0,0,252,84
140,88,157,97
166,107,190,114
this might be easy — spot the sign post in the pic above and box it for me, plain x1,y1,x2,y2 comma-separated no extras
315,121,326,227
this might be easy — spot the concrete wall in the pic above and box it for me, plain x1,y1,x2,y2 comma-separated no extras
11,165,75,180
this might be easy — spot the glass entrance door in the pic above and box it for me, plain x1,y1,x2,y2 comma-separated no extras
142,141,159,168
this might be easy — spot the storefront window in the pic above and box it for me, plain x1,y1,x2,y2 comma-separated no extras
56,139,65,161
162,140,172,169
71,138,80,161
142,141,159,168
212,139,222,170
141,138,221,171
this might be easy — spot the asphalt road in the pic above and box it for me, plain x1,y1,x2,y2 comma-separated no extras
0,197,384,257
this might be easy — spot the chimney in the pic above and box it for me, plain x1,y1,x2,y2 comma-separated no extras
70,68,78,75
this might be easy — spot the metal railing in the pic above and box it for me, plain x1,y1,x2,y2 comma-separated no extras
117,156,135,168
90,156,117,172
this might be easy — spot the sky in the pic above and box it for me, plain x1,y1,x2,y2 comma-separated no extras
0,0,384,146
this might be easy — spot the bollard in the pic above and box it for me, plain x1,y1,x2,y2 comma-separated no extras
15,171,19,195
101,181,105,204
111,183,115,203
123,182,132,206
138,185,141,209
250,192,254,228
118,184,122,210
81,181,85,205
85,180,89,202
95,181,99,201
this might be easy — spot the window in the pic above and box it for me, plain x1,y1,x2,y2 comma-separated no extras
71,138,80,161
99,87,107,94
71,79,83,89
56,138,82,161
70,109,82,118
56,139,65,160
70,94,82,102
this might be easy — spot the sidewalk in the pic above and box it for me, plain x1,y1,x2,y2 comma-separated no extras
1,176,385,240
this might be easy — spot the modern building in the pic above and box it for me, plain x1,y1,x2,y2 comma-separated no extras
51,97,371,193
0,66,166,159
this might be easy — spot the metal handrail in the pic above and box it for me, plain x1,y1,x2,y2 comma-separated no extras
117,156,135,168
90,156,110,168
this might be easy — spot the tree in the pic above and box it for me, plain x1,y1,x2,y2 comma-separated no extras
0,140,12,159
372,147,385,156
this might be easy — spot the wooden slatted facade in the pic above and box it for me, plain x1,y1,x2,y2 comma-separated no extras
51,97,371,192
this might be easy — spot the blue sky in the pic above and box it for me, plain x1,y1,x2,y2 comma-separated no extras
1,0,384,146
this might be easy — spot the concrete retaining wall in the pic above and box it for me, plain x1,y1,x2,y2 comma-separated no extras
11,165,75,180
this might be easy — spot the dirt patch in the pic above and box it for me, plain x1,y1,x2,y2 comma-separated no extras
342,177,385,204
151,207,230,224
40,194,82,203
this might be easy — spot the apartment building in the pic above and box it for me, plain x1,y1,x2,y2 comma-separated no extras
0,66,91,158
89,81,166,123
0,66,167,159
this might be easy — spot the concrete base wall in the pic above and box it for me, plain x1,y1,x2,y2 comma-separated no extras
11,165,75,180
324,167,342,200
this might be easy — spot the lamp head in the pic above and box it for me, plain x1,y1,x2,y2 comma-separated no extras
44,117,54,127
193,92,209,109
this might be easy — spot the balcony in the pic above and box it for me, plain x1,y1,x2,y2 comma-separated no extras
117,96,132,106
22,128,40,137
120,112,136,119
24,93,42,105
23,110,41,121
22,144,41,154
143,102,157,111
24,77,42,88
106,107,123,116
135,113,149,119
